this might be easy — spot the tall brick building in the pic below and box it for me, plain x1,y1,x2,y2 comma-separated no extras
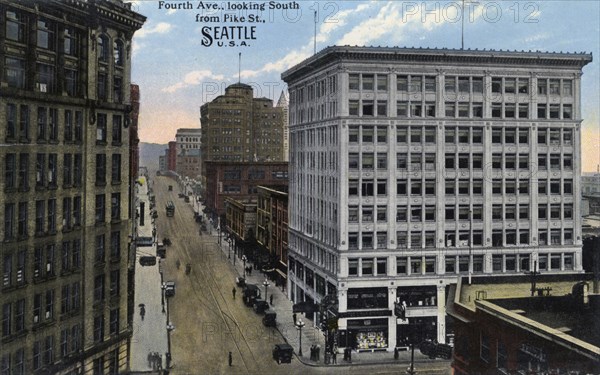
200,83,286,168
0,1,144,373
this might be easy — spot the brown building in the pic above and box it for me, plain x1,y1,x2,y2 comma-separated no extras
167,141,177,172
129,84,140,181
256,185,289,286
447,275,600,374
0,1,144,374
200,83,286,168
203,161,288,222
225,197,257,259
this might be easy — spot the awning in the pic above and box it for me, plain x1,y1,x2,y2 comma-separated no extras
293,301,319,314
275,269,287,279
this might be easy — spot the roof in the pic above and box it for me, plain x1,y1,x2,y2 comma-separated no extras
282,45,593,82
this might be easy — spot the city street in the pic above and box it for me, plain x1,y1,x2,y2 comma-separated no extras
150,175,451,375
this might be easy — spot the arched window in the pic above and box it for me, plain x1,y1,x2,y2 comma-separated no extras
97,34,109,62
113,40,124,66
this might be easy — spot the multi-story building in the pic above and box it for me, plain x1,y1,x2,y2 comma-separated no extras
276,91,290,161
167,141,177,172
203,161,288,222
175,128,201,179
0,1,144,374
159,155,167,173
282,46,592,351
200,83,286,167
448,274,600,374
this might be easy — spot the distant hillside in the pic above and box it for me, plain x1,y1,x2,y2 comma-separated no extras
139,142,167,172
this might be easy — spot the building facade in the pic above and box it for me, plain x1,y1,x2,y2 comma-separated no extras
256,185,289,285
276,90,290,162
203,161,288,222
0,1,144,374
175,128,201,180
167,141,176,172
200,83,286,167
448,275,600,374
282,46,591,351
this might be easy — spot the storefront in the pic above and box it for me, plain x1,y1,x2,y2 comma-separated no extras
396,316,437,347
346,318,389,351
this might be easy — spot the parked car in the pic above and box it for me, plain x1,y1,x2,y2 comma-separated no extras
272,344,293,364
164,281,176,297
263,311,277,327
156,243,166,258
243,284,261,306
136,237,153,247
139,256,156,266
184,196,190,203
253,299,269,314
419,340,452,360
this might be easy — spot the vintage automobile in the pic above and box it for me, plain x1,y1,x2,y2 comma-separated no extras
236,277,246,287
419,340,452,360
263,311,277,327
139,256,157,266
156,243,167,258
253,299,269,314
242,284,261,306
272,344,293,364
164,281,176,297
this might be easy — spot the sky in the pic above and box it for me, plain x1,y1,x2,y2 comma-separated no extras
127,0,600,172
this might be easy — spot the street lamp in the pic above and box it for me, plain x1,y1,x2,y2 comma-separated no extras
161,282,166,314
296,319,305,356
263,279,270,303
242,255,247,278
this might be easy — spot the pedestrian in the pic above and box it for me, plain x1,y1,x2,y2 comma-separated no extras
348,348,352,363
394,346,399,360
232,287,236,299
147,352,152,368
228,351,233,366
269,294,274,305
316,344,321,361
293,313,297,325
332,350,337,364
310,345,315,361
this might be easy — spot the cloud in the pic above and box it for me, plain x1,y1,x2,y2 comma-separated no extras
162,70,226,93
135,22,173,38
525,33,549,43
337,1,484,46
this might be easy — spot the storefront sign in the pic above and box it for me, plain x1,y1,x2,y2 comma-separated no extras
338,309,392,318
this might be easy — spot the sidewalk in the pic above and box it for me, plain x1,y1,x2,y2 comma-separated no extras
130,177,169,373
187,199,434,368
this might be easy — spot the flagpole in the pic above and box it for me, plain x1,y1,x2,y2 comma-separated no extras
461,0,465,50
238,52,241,83
314,10,317,55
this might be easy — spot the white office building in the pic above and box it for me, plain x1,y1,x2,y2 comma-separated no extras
281,46,592,351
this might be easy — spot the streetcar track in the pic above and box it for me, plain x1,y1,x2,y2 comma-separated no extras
156,177,256,373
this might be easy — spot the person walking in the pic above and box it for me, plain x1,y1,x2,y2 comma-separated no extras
269,294,274,305
316,344,321,361
232,287,236,299
332,350,337,364
228,351,233,366
292,313,297,325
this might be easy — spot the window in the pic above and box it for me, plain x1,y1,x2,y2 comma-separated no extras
348,180,358,196
537,104,547,119
445,77,455,93
98,73,107,101
113,76,123,103
362,259,373,275
397,75,408,91
348,259,358,276
504,78,515,94
95,194,105,223
17,202,27,238
111,193,121,221
410,256,422,273
445,257,456,273
94,315,104,343
445,206,455,221
37,63,55,93
445,102,455,117
376,154,387,169
480,333,491,362
6,10,27,42
5,57,26,89
97,114,107,142
563,104,572,119
98,35,109,62
362,233,373,249
361,180,374,196
5,153,16,189
377,180,387,195
349,153,359,169
411,103,422,117
376,101,387,116
397,102,408,117
349,74,359,90
491,78,502,93
518,103,529,119
96,154,106,185
397,258,407,275
396,206,407,222
348,207,358,223
110,270,120,298
362,153,374,169
74,111,83,142
37,19,55,49
112,115,122,144
491,104,502,118
376,233,386,249
549,104,560,119
377,207,386,222
362,75,374,90
458,77,469,93
113,40,124,65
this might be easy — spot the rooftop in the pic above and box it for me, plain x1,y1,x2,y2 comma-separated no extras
282,45,593,81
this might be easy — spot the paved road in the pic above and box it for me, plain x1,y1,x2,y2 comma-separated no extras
151,175,450,375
